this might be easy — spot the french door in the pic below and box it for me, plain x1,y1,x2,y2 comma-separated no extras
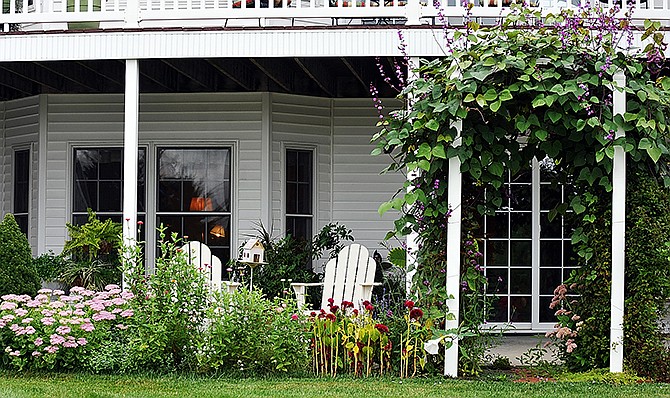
473,158,578,331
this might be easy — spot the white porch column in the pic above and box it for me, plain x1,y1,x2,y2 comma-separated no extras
406,56,420,295
444,120,462,378
122,59,140,288
610,71,626,373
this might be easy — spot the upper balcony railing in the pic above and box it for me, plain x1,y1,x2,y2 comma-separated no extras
0,0,666,32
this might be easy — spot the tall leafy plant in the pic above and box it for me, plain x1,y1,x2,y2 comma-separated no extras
61,210,123,290
372,4,670,375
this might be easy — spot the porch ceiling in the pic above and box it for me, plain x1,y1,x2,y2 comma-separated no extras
0,57,402,101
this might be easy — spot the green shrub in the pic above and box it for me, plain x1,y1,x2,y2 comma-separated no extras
567,170,670,381
123,227,209,372
61,210,122,290
196,289,310,375
33,251,71,283
253,223,354,300
0,213,40,297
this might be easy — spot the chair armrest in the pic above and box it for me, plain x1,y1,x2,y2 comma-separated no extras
290,282,324,310
357,282,382,303
223,281,241,294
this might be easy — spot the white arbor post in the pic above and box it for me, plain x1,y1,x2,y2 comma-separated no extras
122,59,140,289
610,71,626,373
444,121,462,378
406,56,420,295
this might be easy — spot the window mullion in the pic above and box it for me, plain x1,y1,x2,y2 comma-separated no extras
531,158,541,329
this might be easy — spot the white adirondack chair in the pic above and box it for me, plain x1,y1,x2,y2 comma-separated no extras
291,243,380,311
180,241,240,293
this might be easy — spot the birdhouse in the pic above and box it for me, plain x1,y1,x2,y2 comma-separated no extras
241,238,265,264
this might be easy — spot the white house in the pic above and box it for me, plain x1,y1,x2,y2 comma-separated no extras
0,0,658,375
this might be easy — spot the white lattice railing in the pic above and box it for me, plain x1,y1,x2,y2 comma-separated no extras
1,0,668,31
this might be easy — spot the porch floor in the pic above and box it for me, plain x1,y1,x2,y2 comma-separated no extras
485,335,554,366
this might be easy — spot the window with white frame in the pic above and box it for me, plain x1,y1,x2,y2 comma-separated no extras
285,148,313,243
13,149,30,236
156,147,232,263
469,158,577,330
72,148,146,232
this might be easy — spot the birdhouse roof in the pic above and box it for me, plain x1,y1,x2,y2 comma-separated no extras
243,238,263,250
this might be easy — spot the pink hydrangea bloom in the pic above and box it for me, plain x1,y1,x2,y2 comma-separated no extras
0,302,17,311
49,334,66,345
105,284,120,291
76,338,87,346
115,324,128,330
121,291,134,300
14,308,28,317
26,300,42,308
41,317,55,326
89,302,105,312
25,326,36,335
49,301,65,309
34,338,43,346
56,326,71,335
80,323,95,332
52,290,65,296
35,294,50,302
41,309,55,317
73,309,86,316
37,288,52,295
44,345,59,354
111,297,126,306
21,317,33,324
120,309,134,318
9,350,20,357
32,351,41,357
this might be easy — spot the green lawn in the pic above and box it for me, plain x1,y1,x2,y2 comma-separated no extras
0,373,669,398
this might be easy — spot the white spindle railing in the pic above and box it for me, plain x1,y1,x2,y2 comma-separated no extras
0,0,667,31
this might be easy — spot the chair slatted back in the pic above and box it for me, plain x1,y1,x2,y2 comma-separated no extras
320,243,376,309
180,241,222,291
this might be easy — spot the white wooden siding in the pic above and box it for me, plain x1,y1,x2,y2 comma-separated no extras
331,98,404,255
270,93,332,238
44,92,263,255
2,97,40,254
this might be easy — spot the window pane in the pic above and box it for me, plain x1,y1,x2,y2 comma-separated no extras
540,240,562,267
286,183,297,214
540,212,562,238
287,216,312,244
509,184,531,211
159,180,182,212
486,240,507,266
74,150,99,180
510,212,531,238
98,149,122,180
510,296,531,322
510,241,531,266
297,183,312,214
510,268,531,294
540,268,562,295
486,212,508,239
74,181,97,212
98,181,121,211
15,215,28,236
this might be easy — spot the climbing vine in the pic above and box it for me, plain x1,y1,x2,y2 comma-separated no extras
373,3,670,373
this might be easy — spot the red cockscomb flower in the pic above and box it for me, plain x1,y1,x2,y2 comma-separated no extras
404,300,414,309
409,308,423,321
375,324,390,334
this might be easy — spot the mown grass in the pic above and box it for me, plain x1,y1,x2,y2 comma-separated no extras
0,373,669,398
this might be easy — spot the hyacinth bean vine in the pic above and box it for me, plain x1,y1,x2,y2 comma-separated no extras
372,3,670,370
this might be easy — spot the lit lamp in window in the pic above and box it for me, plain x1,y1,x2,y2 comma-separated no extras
190,197,213,212
209,225,226,238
